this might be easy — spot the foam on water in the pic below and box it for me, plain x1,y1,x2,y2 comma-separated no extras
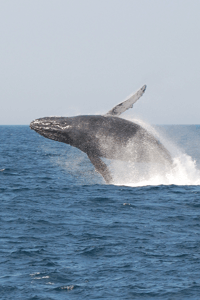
110,117,200,186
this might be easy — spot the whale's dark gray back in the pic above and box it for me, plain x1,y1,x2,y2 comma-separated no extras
72,116,171,164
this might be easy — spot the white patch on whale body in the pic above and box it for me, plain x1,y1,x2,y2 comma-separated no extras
57,125,72,130
33,120,72,131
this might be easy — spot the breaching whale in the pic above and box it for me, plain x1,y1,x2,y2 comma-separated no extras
30,85,172,183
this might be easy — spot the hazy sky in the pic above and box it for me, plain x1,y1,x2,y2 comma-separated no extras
1,0,200,125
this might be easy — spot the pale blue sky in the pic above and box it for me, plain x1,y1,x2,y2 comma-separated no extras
0,0,200,124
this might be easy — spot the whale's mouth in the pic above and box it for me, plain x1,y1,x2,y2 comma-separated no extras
30,117,73,144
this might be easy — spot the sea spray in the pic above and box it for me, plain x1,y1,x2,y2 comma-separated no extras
110,117,200,186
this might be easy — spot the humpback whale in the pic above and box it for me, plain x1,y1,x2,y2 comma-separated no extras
30,85,172,183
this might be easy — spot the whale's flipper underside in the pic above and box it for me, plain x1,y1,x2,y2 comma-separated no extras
87,154,113,184
105,85,146,117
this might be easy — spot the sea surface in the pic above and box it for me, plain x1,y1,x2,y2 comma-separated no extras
1,123,200,299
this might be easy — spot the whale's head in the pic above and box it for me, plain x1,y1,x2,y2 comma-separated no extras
30,117,74,145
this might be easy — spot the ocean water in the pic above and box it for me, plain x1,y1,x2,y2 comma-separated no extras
1,123,200,299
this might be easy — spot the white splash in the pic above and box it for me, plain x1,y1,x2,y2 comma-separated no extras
110,117,200,187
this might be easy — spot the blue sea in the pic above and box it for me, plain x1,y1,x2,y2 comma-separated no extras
1,123,200,299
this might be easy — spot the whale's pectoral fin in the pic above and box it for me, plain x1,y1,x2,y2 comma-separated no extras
87,154,113,184
105,85,146,117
